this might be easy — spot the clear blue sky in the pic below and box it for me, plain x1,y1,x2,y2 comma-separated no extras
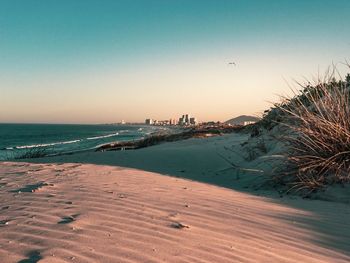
1,0,349,123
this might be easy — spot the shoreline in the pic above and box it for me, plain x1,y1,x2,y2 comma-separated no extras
19,125,350,204
2,124,350,262
5,124,243,160
96,124,244,152
0,124,178,161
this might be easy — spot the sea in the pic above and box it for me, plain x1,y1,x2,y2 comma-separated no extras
0,123,170,161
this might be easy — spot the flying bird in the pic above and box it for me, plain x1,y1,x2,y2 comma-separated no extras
228,62,236,66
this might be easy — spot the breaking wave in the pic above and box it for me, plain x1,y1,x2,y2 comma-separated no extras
6,140,81,150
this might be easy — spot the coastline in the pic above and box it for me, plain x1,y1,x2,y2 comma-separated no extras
0,124,174,161
96,124,243,152
2,1,349,262
19,126,350,201
1,128,350,262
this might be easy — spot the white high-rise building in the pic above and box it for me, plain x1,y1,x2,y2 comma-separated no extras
178,114,197,126
145,119,153,125
185,114,190,124
190,117,197,125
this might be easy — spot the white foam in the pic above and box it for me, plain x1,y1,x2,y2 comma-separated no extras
86,132,119,140
13,139,81,149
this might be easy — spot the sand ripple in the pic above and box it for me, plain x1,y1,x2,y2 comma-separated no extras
0,162,349,263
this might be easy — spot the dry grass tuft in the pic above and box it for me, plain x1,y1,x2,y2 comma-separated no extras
273,68,350,192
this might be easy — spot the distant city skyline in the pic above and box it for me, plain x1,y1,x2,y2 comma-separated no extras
1,0,350,124
145,113,198,126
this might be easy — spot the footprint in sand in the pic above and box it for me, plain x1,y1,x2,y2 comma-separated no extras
117,193,127,198
26,169,43,174
58,214,79,224
0,219,10,226
171,222,189,229
10,182,54,193
18,250,42,263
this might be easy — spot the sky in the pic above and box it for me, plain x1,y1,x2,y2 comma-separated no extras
0,0,350,124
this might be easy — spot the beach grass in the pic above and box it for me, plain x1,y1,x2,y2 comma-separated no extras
265,68,350,192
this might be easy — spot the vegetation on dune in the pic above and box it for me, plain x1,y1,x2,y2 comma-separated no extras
97,125,244,152
261,67,350,192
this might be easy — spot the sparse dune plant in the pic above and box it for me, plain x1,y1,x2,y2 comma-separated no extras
274,68,350,192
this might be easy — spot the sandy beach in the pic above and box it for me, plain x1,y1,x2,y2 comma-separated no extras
1,133,350,262
2,1,350,262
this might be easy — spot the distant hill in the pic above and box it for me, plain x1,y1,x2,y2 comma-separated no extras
225,115,260,125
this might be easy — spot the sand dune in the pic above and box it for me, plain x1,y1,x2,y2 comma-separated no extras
1,162,349,262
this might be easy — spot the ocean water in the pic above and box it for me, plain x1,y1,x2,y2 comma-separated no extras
0,123,167,160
